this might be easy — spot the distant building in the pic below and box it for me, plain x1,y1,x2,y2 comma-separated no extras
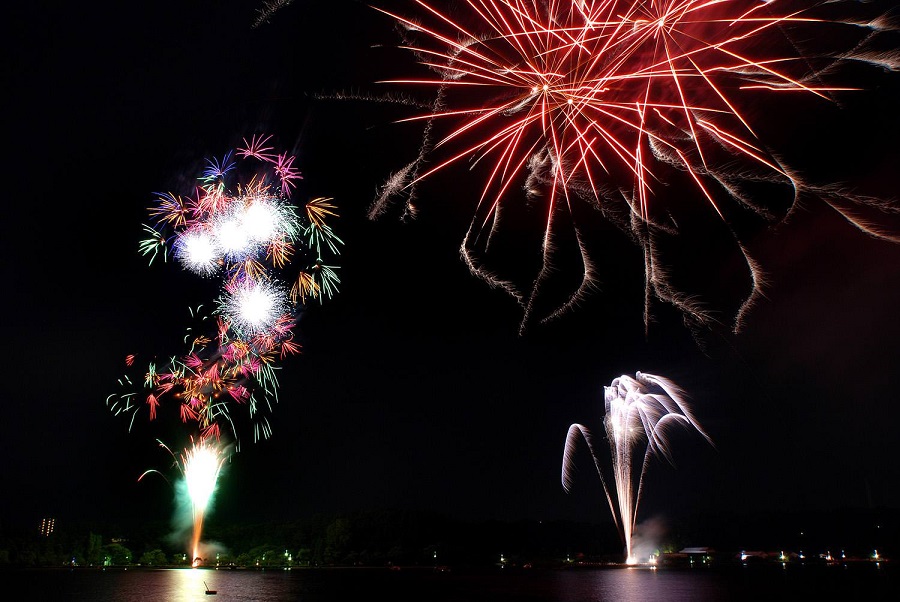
658,547,717,567
39,517,55,536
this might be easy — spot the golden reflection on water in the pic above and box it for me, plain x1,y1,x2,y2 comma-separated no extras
169,568,218,602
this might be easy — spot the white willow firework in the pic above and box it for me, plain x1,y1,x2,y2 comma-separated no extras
562,371,713,563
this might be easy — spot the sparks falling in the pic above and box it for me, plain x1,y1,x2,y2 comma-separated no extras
371,0,900,333
562,371,713,564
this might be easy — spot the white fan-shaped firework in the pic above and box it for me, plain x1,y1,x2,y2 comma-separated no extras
562,371,713,564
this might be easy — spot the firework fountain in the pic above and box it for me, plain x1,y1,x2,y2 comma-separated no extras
141,439,229,564
182,440,227,564
562,371,713,564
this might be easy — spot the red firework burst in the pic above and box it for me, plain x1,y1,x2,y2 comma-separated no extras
372,0,899,333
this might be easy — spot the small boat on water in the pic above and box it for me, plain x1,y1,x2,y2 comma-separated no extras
204,580,217,595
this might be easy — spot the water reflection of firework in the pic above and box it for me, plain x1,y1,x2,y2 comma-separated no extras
562,371,712,563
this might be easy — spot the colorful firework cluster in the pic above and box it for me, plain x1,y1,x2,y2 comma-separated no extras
371,0,900,333
108,134,342,448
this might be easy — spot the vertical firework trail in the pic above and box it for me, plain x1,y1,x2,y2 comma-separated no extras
140,439,229,562
183,440,227,563
562,372,712,563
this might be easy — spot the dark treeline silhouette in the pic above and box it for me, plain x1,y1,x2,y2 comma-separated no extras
0,506,895,568
0,509,616,568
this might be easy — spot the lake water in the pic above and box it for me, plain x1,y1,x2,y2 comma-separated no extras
6,563,898,601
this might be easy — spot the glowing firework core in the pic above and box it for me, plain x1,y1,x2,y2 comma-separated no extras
175,229,221,276
184,443,224,514
216,216,252,260
242,195,285,242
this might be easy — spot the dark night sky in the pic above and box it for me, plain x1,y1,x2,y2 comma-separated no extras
4,0,900,540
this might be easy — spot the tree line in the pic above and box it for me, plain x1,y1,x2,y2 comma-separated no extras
0,509,618,568
3,506,894,568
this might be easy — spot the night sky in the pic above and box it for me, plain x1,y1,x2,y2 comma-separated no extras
5,0,900,539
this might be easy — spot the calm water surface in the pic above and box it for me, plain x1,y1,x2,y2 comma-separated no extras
7,564,898,601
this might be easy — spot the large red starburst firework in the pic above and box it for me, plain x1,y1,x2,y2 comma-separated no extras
372,0,900,334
